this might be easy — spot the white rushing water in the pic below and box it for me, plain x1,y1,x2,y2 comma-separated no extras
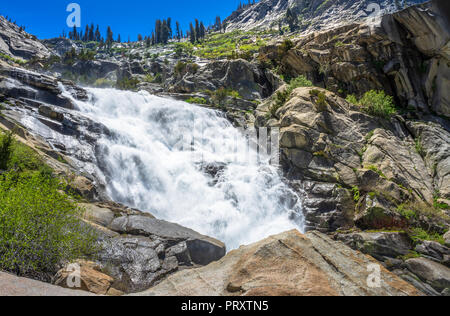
24,87,304,249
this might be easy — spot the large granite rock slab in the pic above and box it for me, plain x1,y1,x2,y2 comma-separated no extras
134,230,423,296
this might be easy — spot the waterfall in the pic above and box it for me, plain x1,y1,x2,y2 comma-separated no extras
22,87,304,249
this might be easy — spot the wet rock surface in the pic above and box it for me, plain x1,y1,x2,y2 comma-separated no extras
80,206,226,294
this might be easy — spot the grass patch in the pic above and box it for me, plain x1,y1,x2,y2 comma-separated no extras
0,52,26,65
193,30,268,60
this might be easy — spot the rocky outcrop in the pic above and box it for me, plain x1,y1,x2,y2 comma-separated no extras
54,260,115,295
415,241,450,266
134,230,422,296
50,59,121,83
0,16,51,60
170,59,281,100
256,86,448,232
406,120,450,201
335,231,412,262
405,257,450,293
0,64,87,107
79,204,226,294
260,0,449,118
224,0,426,32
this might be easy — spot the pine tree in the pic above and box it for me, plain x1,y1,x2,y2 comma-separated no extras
286,8,298,32
72,25,78,41
167,17,172,39
155,20,162,44
106,26,114,49
161,20,169,44
215,16,222,32
199,22,206,40
89,24,94,41
189,22,196,44
84,25,89,41
95,25,101,42
176,21,181,42
195,19,200,43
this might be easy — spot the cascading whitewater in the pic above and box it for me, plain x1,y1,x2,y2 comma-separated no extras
23,87,304,249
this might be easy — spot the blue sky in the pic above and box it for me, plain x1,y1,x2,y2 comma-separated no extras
0,0,251,40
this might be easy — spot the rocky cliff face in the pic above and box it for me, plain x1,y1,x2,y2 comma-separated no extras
0,17,51,60
259,0,450,118
224,0,427,33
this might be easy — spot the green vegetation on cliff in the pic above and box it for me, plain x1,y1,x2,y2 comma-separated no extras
0,131,98,281
346,90,397,119
269,76,314,117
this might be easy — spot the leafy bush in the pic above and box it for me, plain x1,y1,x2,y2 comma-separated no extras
212,88,229,107
289,75,313,87
278,39,294,59
174,61,187,76
0,172,98,280
0,131,99,280
346,90,397,119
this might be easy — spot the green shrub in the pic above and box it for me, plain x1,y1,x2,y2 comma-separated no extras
0,53,26,65
0,131,13,170
289,75,313,87
174,61,187,76
397,204,417,220
212,88,229,107
278,39,294,59
0,131,99,280
352,186,360,202
346,94,358,105
346,90,397,119
366,165,387,179
269,76,314,117
316,92,328,110
186,97,207,105
77,49,96,61
0,172,99,280
153,73,163,84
